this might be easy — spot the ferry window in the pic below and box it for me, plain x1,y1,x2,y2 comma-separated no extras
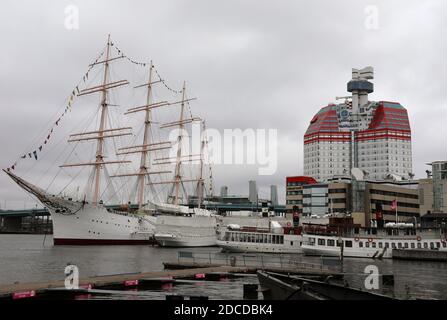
365,242,370,248
411,243,415,249
404,243,409,249
392,243,396,249
359,241,363,248
318,238,326,246
328,239,335,246
345,241,353,248
291,241,294,246
280,236,284,244
423,242,428,249
436,242,440,249
372,242,376,248
398,243,402,249
443,242,446,248
385,243,389,248
354,227,359,234
430,242,434,249
378,242,383,249
417,243,422,249
309,237,315,244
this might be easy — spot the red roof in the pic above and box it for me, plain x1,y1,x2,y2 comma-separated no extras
286,176,317,185
368,101,411,131
305,105,339,135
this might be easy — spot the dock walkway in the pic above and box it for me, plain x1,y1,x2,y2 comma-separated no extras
0,266,254,298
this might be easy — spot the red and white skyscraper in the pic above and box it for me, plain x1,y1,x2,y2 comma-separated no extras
304,67,412,182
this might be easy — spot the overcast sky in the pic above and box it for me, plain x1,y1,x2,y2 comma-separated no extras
1,0,447,208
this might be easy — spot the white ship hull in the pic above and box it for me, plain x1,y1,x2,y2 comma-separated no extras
155,233,217,247
3,170,158,245
154,214,217,247
50,203,157,245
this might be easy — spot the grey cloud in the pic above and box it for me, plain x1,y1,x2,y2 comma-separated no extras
1,0,447,207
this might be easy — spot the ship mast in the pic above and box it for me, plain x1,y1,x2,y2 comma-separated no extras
137,62,155,208
61,35,132,206
196,121,205,208
113,62,173,209
93,35,111,205
172,82,187,205
139,81,202,207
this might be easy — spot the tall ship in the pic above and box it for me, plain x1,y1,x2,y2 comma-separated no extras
3,36,212,245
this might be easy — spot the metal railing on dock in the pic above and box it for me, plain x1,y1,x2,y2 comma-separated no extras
176,251,340,273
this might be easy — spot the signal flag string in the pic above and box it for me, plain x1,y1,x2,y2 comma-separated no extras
5,48,106,172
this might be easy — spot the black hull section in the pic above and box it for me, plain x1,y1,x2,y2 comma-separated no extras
257,271,395,300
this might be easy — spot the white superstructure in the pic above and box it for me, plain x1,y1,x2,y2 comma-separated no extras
301,226,447,259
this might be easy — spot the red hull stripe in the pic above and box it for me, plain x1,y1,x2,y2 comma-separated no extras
54,238,157,245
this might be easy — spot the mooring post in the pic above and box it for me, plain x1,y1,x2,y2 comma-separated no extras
243,284,258,300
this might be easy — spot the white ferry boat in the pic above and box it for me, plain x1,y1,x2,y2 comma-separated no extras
301,218,447,259
217,221,303,253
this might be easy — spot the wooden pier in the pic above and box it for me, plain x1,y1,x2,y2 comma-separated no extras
0,266,255,299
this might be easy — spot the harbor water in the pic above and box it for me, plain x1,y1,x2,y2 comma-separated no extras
1,234,447,299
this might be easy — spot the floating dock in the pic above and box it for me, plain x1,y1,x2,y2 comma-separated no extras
0,266,255,300
393,249,447,262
